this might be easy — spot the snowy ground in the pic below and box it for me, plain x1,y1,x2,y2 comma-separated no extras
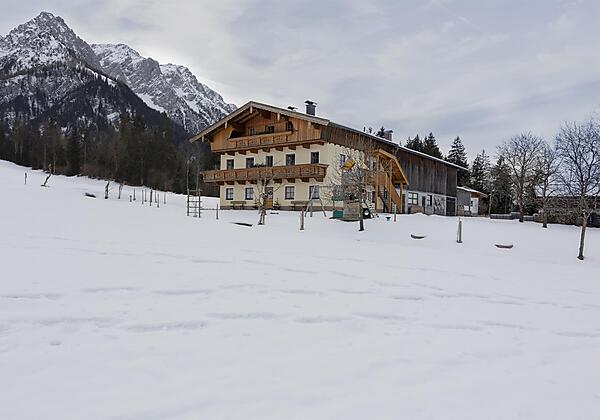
1,160,599,420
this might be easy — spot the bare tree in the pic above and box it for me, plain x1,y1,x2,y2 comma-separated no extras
328,140,376,231
41,173,51,187
533,142,560,228
498,133,543,222
555,118,600,260
253,160,282,226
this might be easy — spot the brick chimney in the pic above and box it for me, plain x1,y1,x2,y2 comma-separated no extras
383,130,394,141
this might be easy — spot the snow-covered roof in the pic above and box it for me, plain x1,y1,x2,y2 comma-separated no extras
457,186,488,197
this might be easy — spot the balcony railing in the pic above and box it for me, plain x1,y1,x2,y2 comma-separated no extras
202,164,328,183
213,131,324,152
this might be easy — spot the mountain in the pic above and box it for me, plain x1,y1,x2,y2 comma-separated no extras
93,43,236,133
0,11,100,74
0,11,235,134
0,64,170,131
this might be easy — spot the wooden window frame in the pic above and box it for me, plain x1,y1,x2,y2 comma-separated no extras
225,188,234,201
245,187,254,200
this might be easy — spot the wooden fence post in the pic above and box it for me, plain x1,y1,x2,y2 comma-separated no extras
300,210,305,231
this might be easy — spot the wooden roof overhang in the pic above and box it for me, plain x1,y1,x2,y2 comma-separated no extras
373,148,409,186
189,101,330,144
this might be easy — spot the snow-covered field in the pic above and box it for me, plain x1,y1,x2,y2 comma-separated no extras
1,159,599,420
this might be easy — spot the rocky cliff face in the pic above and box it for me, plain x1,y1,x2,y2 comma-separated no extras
0,12,235,134
94,43,236,133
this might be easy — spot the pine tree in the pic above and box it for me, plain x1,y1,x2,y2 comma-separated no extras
67,130,82,176
422,132,444,159
469,149,491,193
446,136,469,186
375,126,386,138
489,156,513,214
405,134,424,152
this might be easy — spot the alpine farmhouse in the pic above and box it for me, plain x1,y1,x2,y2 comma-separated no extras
190,101,465,215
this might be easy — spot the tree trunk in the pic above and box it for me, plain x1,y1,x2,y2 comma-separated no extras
578,214,587,260
518,200,524,223
359,198,365,232
542,211,548,228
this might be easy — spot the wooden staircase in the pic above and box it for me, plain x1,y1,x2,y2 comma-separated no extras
371,149,408,214
376,171,403,213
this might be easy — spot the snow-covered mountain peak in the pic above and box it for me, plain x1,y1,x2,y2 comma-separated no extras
94,44,236,132
1,11,236,133
0,11,101,73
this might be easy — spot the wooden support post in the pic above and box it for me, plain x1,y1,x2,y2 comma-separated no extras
375,155,380,213
388,161,392,212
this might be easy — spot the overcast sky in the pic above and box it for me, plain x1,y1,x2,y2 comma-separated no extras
3,0,600,159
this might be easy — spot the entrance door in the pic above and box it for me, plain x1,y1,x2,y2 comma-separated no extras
265,187,274,209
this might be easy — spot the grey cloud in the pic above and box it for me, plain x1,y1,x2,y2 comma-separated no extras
2,0,600,159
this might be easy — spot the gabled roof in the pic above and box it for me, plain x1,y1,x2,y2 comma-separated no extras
190,100,468,171
189,101,330,143
457,186,488,197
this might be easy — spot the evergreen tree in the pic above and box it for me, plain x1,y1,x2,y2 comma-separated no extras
67,130,82,176
375,126,386,138
422,132,444,159
405,134,424,152
446,136,469,186
489,156,513,214
469,149,491,193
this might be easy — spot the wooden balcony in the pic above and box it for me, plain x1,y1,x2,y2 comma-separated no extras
202,164,329,184
213,131,324,154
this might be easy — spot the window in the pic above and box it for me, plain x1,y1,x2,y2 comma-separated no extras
286,154,296,166
310,151,320,164
339,154,347,167
226,159,234,170
245,187,254,200
408,192,419,205
285,186,295,200
225,188,234,201
427,195,433,206
246,157,254,168
309,185,320,199
265,125,275,133
286,121,294,131
248,127,255,136
265,155,274,167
